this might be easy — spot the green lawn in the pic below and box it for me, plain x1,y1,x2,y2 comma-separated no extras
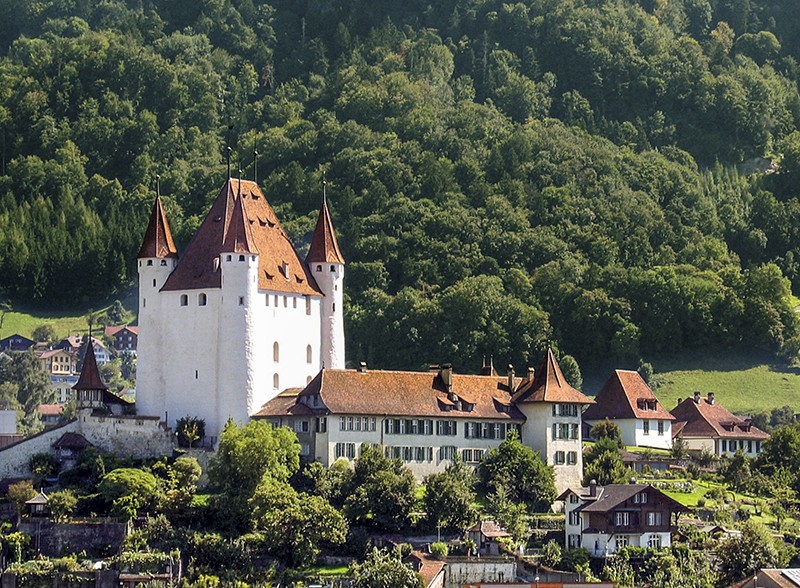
0,288,138,341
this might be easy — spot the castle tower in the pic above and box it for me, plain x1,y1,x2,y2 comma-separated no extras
305,191,346,369
136,193,178,422
511,348,595,493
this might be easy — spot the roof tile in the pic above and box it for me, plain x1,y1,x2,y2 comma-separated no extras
137,195,178,259
583,370,674,421
512,348,594,405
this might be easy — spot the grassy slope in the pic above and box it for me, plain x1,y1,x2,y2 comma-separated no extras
0,287,138,341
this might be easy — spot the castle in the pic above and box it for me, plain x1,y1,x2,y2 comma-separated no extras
135,178,345,440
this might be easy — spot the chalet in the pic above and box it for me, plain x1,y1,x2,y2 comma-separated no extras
671,392,768,458
559,481,688,556
254,350,594,491
105,326,138,354
37,348,78,376
583,370,674,450
0,334,34,352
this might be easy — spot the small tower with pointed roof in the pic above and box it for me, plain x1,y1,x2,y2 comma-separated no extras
305,185,346,369
72,336,124,411
512,348,595,493
136,188,178,422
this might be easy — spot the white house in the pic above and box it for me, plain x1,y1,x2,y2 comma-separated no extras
135,179,345,440
560,481,687,556
583,370,674,450
671,392,769,458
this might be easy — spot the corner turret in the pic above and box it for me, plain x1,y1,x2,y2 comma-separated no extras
306,189,345,369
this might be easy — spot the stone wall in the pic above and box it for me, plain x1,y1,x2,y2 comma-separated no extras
444,557,517,588
19,518,127,558
79,412,174,458
0,421,79,479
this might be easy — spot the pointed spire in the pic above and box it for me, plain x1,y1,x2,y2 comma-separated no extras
305,180,345,265
253,149,259,184
511,348,594,404
138,189,178,259
222,186,258,254
72,337,108,392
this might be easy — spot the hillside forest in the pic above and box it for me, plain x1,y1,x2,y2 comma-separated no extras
1,0,800,371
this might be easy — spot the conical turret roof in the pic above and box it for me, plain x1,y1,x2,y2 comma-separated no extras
72,338,108,392
137,195,178,259
222,186,258,254
512,348,594,404
305,197,345,265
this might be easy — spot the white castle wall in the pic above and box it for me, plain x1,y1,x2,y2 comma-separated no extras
519,403,584,493
310,262,344,369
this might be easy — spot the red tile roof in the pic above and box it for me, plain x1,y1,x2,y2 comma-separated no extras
254,368,525,420
511,348,594,405
222,189,258,254
161,179,322,296
406,551,445,588
105,326,138,337
137,195,178,259
72,341,107,392
670,396,769,440
305,197,345,264
469,520,511,538
37,404,63,417
583,370,674,421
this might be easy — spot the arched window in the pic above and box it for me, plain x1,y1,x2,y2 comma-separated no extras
330,265,336,272
306,345,313,364
273,342,279,362
307,376,313,385
199,293,207,306
152,279,156,287
180,295,188,306
316,265,322,272
273,373,280,390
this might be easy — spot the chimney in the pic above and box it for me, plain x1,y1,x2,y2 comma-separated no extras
589,479,597,497
507,364,515,392
440,363,453,391
677,397,682,406
526,367,534,381
358,361,367,373
428,364,440,373
693,391,701,404
708,392,715,405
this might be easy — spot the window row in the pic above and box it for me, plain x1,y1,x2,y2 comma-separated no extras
613,511,664,527
385,446,435,463
180,293,208,306
464,422,521,440
721,439,760,453
340,416,377,432
266,294,313,315
552,403,579,417
384,419,458,436
271,343,314,364
553,450,578,465
552,423,580,440
642,420,666,435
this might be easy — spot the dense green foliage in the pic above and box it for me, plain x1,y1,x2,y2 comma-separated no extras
1,0,800,370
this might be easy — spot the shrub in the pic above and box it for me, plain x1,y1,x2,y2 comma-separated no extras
430,542,448,559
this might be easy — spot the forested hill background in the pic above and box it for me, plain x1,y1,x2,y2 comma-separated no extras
2,0,800,372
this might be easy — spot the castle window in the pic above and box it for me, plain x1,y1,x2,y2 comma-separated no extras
316,265,322,272
239,255,245,261
274,295,278,305
239,296,244,306
273,342,279,362
273,373,279,389
199,293,207,306
330,265,335,272
293,297,297,308
283,296,288,307
266,295,270,306
180,295,188,306
147,260,153,266
152,279,156,287
306,345,312,364
160,260,167,266
305,296,311,315
307,375,312,384
332,302,336,312
227,255,232,261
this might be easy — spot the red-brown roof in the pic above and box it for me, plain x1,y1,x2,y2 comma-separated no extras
105,326,138,337
406,551,446,588
468,520,511,538
305,197,345,265
137,195,178,259
72,341,107,391
670,396,769,440
511,349,594,405
583,370,674,421
162,179,322,296
52,432,93,450
254,368,525,420
222,189,258,254
38,404,63,417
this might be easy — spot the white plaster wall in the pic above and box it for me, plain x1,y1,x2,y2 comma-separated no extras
444,560,517,588
0,421,79,479
519,403,584,493
0,409,16,435
309,263,345,369
632,419,673,450
682,436,715,455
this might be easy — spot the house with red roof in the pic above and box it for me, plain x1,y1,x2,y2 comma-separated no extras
583,370,675,450
104,326,138,354
671,392,768,457
136,179,345,440
254,350,594,492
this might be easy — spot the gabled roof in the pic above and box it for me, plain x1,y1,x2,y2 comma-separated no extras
52,432,92,450
570,484,688,514
137,195,178,259
37,349,75,360
511,348,594,405
105,326,138,337
671,396,769,440
583,370,674,421
468,520,511,538
161,179,322,296
254,368,525,420
58,336,106,352
72,340,107,392
38,404,63,417
26,490,49,505
305,196,345,264
222,189,258,254
0,334,35,350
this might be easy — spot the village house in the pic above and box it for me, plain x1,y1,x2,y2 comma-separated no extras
254,350,594,492
0,334,34,352
559,480,688,556
671,392,769,458
56,336,110,365
105,325,138,354
583,370,674,450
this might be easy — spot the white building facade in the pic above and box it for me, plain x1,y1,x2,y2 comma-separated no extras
136,179,345,439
